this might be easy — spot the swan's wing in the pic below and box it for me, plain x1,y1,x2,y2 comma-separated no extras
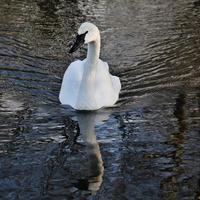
102,60,109,71
103,61,121,91
98,59,121,91
95,60,121,107
64,60,84,81
59,60,84,105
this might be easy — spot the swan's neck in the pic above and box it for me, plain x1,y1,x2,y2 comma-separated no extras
85,38,100,72
76,37,101,109
81,38,100,87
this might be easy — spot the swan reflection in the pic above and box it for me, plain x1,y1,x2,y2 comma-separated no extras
73,111,110,193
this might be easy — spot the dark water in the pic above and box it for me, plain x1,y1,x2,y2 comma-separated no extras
0,0,200,199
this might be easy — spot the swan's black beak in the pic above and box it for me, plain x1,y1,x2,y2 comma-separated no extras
69,32,88,53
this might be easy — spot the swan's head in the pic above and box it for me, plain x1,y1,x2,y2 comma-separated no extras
69,22,100,53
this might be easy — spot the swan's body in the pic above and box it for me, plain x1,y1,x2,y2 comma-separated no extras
59,22,121,110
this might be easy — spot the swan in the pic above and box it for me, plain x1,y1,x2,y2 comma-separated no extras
59,22,121,110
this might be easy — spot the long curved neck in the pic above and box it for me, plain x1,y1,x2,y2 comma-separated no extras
76,35,101,109
85,37,100,72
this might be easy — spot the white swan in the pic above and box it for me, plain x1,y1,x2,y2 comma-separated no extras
59,22,121,110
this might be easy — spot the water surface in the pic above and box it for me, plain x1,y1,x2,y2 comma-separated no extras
0,0,200,199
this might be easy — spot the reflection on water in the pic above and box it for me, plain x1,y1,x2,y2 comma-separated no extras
41,111,108,197
73,112,107,194
0,0,200,199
